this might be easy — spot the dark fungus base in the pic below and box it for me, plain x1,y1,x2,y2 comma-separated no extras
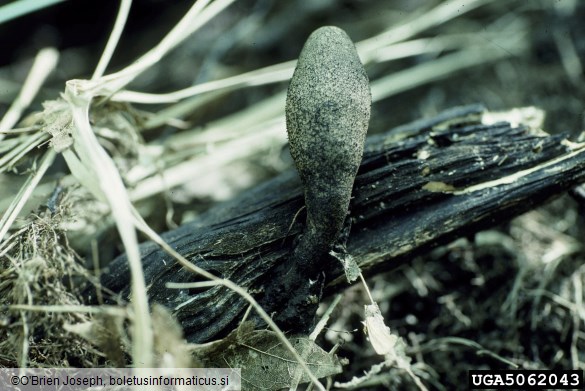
257,248,325,332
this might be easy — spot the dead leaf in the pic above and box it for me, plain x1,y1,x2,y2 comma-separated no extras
194,325,342,390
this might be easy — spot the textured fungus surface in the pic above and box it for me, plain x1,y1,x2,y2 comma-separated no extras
286,26,371,271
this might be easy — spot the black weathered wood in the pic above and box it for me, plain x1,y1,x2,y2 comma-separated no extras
94,104,585,343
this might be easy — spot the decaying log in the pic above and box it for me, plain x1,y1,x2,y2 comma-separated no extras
94,104,585,343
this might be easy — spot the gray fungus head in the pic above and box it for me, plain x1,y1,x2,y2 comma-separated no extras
286,26,371,254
